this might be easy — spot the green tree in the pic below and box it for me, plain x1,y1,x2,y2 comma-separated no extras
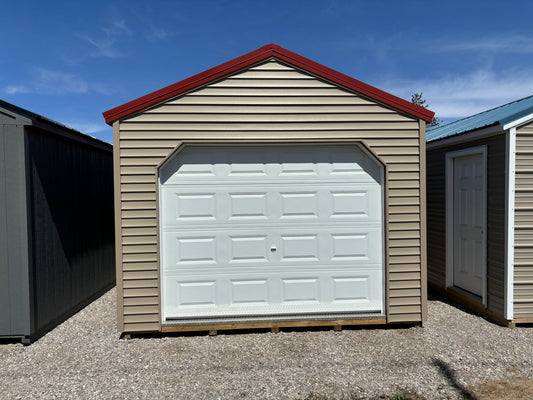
411,92,442,128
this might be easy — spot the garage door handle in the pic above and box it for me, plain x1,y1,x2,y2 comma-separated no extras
270,245,277,252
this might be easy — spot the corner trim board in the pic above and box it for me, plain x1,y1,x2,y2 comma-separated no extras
504,128,516,320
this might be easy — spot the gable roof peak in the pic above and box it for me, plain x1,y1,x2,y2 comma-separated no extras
103,44,434,124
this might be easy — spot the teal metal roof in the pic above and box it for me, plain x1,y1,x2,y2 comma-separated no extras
427,94,533,142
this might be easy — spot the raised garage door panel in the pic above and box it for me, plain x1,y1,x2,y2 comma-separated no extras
160,145,384,320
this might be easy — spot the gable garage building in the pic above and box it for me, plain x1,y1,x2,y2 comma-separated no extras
0,101,115,343
104,44,434,335
427,95,533,326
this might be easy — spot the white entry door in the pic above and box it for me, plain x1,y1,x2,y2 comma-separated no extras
452,151,486,297
159,144,384,322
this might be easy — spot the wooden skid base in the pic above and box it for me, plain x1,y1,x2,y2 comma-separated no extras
161,318,387,334
513,317,533,325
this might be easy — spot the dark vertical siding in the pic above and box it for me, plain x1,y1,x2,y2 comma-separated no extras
427,134,506,316
26,127,115,335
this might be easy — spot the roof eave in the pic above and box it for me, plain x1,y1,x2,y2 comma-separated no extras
103,44,434,125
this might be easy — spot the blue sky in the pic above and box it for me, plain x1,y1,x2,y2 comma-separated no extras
2,1,533,143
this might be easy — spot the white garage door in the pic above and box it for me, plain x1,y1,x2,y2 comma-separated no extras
160,144,384,322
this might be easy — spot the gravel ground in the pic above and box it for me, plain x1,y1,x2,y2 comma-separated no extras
0,288,531,400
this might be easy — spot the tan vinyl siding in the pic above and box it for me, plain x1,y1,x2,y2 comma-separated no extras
514,122,533,318
116,60,425,332
426,134,506,315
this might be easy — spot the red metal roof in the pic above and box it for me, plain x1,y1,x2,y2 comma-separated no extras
103,43,434,124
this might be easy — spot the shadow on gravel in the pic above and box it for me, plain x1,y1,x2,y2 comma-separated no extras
433,358,477,399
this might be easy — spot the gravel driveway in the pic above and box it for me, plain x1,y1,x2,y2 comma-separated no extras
0,288,531,399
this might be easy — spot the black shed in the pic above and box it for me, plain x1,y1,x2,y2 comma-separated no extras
0,100,115,343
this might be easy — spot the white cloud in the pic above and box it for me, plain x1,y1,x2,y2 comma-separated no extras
4,85,29,94
34,68,89,94
81,19,133,59
380,68,533,120
146,26,173,41
2,68,110,96
104,20,132,37
63,120,109,135
81,35,125,59
441,35,533,54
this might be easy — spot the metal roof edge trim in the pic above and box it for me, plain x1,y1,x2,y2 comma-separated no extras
102,43,434,124
502,111,533,130
1,99,112,151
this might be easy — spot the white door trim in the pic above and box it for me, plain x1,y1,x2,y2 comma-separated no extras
504,128,516,320
445,145,488,304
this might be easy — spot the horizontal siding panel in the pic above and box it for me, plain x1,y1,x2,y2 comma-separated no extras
122,235,157,245
378,155,419,164
227,70,321,79
388,313,421,323
123,288,159,297
123,322,160,332
119,139,417,151
121,148,172,157
122,279,158,289
388,172,419,181
388,279,421,289
389,271,421,281
389,288,421,298
388,188,420,198
388,180,419,189
122,227,158,236
389,205,420,214
131,112,409,123
122,201,157,210
120,121,420,132
190,87,355,96
121,218,156,228
122,244,158,253
148,104,394,115
121,175,156,184
123,297,159,306
124,270,159,280
387,163,420,172
121,157,166,166
123,253,157,263
210,78,335,88
388,213,420,223
249,62,295,70
122,209,157,219
389,247,421,257
123,313,160,324
388,230,420,240
371,146,419,155
389,238,421,248
388,305,422,314
123,305,160,315
122,261,158,271
120,130,421,140
389,222,420,231
168,95,377,105
120,140,179,149
388,263,421,273
389,196,420,206
121,183,156,192
389,296,421,306
121,166,157,175
122,192,157,201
